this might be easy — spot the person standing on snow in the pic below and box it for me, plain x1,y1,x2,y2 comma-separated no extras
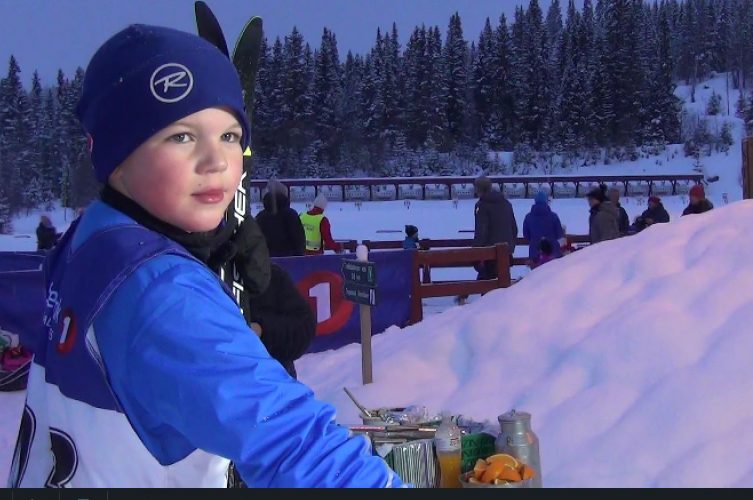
255,179,305,257
472,176,517,279
300,194,342,255
522,192,564,266
36,214,60,251
587,187,620,244
608,187,630,235
10,24,402,489
682,184,714,216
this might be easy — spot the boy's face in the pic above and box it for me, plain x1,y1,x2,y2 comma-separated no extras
109,107,243,233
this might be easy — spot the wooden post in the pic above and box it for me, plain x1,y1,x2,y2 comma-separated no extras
355,245,373,385
360,303,373,385
495,243,512,288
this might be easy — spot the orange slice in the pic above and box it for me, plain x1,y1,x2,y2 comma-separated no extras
486,453,519,469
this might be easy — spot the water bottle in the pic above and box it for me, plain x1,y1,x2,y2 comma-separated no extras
495,410,542,488
434,414,462,488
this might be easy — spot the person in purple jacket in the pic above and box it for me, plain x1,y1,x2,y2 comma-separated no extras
523,192,564,265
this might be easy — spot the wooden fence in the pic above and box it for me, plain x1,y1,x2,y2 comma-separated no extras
408,244,512,324
249,174,704,202
337,235,591,323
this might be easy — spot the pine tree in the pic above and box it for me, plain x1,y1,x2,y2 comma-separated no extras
427,26,446,148
580,0,598,147
707,91,722,115
0,56,32,211
340,51,366,174
736,88,747,118
441,13,469,151
41,88,57,206
251,36,272,158
27,71,45,209
382,23,403,145
546,0,565,84
488,14,515,149
510,6,528,147
403,26,429,148
56,69,73,207
677,0,696,84
644,3,681,145
716,0,732,73
66,67,97,209
519,0,552,148
281,27,313,169
471,18,495,144
360,29,387,163
311,28,343,170
557,0,588,151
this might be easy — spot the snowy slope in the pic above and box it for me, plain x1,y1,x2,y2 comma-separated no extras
297,200,753,487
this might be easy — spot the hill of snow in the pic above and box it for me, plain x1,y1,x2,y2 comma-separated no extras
298,201,753,487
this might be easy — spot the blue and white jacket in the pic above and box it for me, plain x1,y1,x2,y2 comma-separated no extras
9,201,401,488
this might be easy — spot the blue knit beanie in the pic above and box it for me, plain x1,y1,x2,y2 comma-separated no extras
534,191,548,205
76,24,251,183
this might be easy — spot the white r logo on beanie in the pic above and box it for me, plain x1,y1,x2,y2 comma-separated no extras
150,63,194,103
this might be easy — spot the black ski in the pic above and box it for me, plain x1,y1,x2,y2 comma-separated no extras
194,1,230,57
193,3,263,311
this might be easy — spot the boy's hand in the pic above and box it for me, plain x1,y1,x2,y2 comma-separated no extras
250,322,263,337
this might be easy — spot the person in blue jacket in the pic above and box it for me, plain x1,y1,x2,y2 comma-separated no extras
10,24,402,489
522,192,564,265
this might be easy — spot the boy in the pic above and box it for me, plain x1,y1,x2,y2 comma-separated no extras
9,24,402,488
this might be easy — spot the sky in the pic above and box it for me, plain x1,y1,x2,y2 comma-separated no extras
0,0,573,87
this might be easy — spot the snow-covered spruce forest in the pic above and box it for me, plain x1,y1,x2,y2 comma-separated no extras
1,0,753,231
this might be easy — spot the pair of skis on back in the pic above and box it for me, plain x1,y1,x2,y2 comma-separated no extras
194,2,262,310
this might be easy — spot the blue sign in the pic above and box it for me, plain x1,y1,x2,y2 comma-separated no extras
273,250,412,353
0,252,45,351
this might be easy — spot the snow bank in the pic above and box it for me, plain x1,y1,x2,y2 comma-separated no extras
298,201,753,487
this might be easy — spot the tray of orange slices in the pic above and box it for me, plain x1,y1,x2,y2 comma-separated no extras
459,453,535,488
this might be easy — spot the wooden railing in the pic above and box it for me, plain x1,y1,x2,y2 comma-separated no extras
409,244,512,324
361,235,591,267
250,174,704,201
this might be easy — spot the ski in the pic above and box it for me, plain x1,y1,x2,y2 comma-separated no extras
194,3,263,311
194,1,230,58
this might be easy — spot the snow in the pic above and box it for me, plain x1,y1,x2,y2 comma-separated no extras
296,201,753,487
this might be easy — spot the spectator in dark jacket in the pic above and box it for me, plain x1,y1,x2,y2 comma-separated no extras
210,216,315,379
243,263,316,379
587,188,620,244
473,176,518,279
632,196,670,233
255,180,306,257
608,188,630,235
523,192,564,263
36,215,60,251
403,224,420,249
682,184,714,216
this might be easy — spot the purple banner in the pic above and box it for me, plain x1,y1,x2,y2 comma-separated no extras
0,252,45,350
273,250,414,353
0,249,414,355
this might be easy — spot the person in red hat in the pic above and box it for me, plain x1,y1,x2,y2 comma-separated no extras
682,184,714,216
632,196,670,232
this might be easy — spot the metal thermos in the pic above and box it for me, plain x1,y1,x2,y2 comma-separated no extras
495,410,542,488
